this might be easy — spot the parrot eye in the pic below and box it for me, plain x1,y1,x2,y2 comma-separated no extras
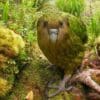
43,21,48,27
59,21,63,27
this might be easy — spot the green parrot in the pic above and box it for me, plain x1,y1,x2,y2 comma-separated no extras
37,7,88,97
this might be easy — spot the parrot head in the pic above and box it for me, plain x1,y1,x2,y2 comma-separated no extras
37,12,70,43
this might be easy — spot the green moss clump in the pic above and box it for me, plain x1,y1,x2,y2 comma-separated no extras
0,77,12,97
0,27,25,57
0,27,25,98
0,55,18,97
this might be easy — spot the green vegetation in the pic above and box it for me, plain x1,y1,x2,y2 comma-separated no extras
2,1,9,22
87,10,100,45
0,77,12,96
0,0,99,99
0,27,25,97
56,0,85,17
0,27,25,56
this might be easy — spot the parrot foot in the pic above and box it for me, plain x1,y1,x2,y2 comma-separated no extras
46,75,72,98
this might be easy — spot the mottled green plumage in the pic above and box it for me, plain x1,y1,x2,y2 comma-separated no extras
37,8,87,74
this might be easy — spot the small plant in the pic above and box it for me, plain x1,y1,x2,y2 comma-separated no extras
2,0,9,23
87,10,100,45
33,0,48,10
56,0,85,17
26,31,37,43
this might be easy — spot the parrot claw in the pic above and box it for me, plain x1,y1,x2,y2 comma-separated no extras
46,75,72,98
46,68,100,98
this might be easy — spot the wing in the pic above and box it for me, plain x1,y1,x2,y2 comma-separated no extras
63,13,88,44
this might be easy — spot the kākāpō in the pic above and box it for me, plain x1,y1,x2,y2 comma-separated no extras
37,8,88,97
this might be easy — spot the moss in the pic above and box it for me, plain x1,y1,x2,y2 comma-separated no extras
0,27,25,57
0,77,12,97
2,43,62,100
0,55,18,97
0,27,25,98
1,43,85,100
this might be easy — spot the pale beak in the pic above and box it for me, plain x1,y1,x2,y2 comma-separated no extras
49,29,58,43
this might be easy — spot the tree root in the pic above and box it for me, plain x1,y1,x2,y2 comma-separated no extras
70,69,100,94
